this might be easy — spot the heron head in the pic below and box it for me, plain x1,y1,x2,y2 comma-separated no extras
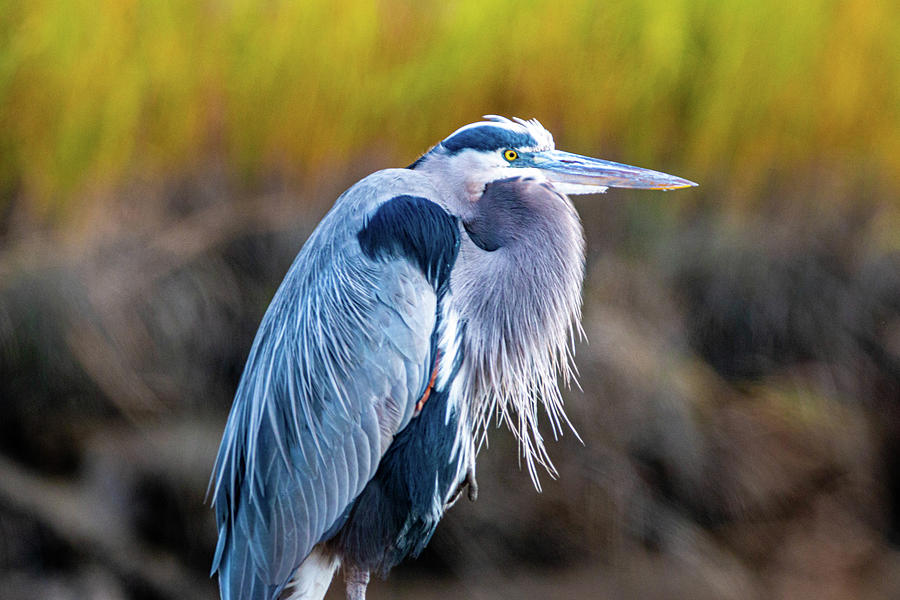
411,115,697,210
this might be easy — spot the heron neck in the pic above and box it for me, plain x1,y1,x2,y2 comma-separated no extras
448,189,585,482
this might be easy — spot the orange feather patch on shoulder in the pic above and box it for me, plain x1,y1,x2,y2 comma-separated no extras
416,352,441,413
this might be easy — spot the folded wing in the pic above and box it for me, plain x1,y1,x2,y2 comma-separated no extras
210,170,459,599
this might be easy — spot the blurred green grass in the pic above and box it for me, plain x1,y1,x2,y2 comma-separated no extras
0,0,898,217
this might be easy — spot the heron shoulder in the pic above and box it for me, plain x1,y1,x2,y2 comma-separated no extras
357,194,459,291
322,168,460,291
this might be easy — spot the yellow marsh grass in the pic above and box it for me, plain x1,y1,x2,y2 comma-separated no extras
1,0,898,216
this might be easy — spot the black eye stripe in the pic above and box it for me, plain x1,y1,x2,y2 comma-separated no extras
442,126,536,154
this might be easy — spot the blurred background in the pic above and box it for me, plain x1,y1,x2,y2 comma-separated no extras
1,1,899,598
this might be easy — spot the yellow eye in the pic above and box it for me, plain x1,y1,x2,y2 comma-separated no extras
503,149,518,161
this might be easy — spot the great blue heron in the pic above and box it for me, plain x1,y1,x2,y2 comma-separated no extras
210,116,696,600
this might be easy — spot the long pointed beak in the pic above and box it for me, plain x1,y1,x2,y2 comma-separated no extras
532,149,698,195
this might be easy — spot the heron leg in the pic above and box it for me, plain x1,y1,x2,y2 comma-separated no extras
344,565,369,600
446,465,479,507
465,465,478,502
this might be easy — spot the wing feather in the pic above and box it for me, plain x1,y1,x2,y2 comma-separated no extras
211,169,457,599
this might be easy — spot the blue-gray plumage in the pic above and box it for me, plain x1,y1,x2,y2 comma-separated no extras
210,116,696,600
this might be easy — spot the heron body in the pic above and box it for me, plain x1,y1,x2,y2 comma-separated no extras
210,117,695,600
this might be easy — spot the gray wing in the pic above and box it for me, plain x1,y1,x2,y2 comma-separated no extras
210,169,452,600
